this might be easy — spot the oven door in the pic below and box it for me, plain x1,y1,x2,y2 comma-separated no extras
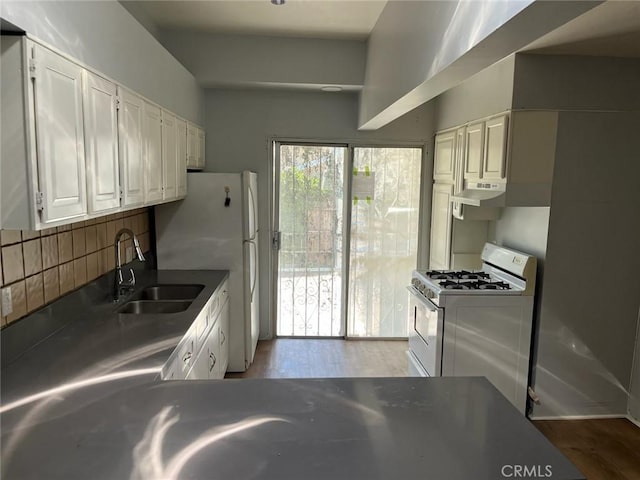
406,286,444,377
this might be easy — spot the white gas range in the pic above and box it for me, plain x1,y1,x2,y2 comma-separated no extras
407,243,537,414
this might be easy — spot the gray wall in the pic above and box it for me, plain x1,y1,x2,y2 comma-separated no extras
203,89,435,338
513,55,640,112
434,56,515,130
489,206,551,399
158,30,366,90
532,111,640,417
0,0,204,123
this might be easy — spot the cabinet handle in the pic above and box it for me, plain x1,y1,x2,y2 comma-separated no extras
209,352,217,371
182,352,192,364
221,331,226,345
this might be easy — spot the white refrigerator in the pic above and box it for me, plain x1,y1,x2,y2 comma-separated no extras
155,172,259,372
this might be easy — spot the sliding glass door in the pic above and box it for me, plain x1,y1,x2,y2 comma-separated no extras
273,143,422,338
347,147,422,337
274,144,347,336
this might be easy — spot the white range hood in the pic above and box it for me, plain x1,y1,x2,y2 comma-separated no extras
451,183,506,207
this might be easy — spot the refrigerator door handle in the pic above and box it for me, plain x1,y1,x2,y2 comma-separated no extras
248,180,258,241
250,240,258,296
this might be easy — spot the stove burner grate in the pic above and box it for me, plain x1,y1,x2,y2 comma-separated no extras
426,270,491,280
440,279,512,290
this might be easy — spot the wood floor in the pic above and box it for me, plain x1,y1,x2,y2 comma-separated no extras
227,339,640,479
534,418,640,480
225,338,408,378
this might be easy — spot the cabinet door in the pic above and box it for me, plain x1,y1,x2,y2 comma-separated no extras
186,123,198,169
219,298,230,374
175,117,188,198
161,110,177,201
117,88,145,207
187,347,209,380
483,114,508,181
452,127,466,220
32,45,87,223
143,102,163,203
433,130,456,182
207,324,222,379
429,183,453,270
83,71,120,214
197,128,206,168
464,121,484,181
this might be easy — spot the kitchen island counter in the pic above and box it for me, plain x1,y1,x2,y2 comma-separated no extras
1,376,584,479
1,270,583,479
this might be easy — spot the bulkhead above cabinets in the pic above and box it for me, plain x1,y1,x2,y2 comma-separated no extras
0,35,205,230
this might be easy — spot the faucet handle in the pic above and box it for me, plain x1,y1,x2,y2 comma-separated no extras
129,268,136,286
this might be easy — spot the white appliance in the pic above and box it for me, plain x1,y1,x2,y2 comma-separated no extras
155,172,259,372
407,243,537,414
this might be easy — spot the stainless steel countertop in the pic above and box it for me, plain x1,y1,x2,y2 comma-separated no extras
0,270,584,480
0,269,229,402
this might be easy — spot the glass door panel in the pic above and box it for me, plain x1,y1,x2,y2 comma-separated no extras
275,144,346,337
347,147,422,337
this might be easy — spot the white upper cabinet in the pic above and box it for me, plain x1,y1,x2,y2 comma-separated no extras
176,117,188,198
461,114,509,184
83,71,120,214
482,114,508,181
464,121,485,181
1,36,193,229
186,122,198,169
433,130,456,182
197,127,206,169
143,102,163,203
186,123,205,170
161,109,177,201
33,44,87,224
118,87,145,207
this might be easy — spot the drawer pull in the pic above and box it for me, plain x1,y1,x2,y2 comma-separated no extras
209,352,217,371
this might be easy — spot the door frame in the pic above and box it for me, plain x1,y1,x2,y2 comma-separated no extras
269,138,427,340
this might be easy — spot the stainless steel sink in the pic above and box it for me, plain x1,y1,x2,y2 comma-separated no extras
117,300,193,315
135,284,204,301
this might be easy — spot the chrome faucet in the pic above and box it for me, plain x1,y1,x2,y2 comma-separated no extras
113,228,145,301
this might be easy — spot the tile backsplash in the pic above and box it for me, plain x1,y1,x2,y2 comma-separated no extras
1,208,151,327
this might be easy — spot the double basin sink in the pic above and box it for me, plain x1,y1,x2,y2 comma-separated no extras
117,284,204,315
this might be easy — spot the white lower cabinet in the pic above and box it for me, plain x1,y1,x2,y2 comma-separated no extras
162,285,229,381
219,299,230,374
206,324,221,379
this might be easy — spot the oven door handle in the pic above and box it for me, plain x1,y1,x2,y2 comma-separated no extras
406,285,439,311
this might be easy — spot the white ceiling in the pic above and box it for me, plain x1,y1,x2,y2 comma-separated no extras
121,0,388,40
